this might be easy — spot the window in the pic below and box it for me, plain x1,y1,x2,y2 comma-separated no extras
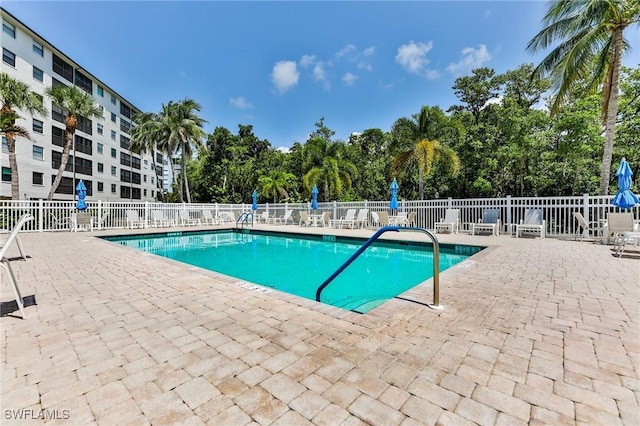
111,166,116,176
120,119,130,134
33,41,43,56
120,135,130,149
3,48,15,67
52,102,66,123
52,54,74,82
32,145,44,160
97,143,103,154
97,105,104,115
97,86,104,97
111,112,116,122
120,152,131,167
110,130,116,140
33,119,43,134
120,103,131,119
74,70,92,94
110,95,116,105
97,182,103,192
144,159,149,168
51,126,65,147
51,152,92,176
33,66,44,82
74,134,92,155
151,177,155,184
111,148,116,158
32,172,43,186
76,115,92,135
97,123,103,135
111,184,116,193
97,163,104,173
3,22,15,38
1,136,7,153
144,189,147,197
1,167,11,182
143,175,147,183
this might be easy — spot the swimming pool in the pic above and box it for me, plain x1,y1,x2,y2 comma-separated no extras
105,230,482,313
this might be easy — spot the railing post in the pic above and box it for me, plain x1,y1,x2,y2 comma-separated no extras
38,199,43,232
448,197,452,209
506,195,512,232
98,200,102,229
333,201,337,222
144,201,149,228
583,193,589,220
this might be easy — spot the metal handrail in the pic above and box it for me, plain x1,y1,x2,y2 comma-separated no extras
235,212,253,230
315,226,443,310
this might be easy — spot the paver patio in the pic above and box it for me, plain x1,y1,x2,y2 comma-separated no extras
1,225,638,425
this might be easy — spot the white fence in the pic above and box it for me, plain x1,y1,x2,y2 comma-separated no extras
1,195,638,238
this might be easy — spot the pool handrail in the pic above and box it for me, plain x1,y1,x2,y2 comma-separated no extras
315,226,443,310
236,212,253,230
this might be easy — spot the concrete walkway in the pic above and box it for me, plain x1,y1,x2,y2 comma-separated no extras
1,225,638,425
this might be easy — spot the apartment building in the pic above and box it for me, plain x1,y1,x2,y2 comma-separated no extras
1,7,163,201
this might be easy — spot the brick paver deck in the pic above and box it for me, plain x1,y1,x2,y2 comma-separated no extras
1,225,638,425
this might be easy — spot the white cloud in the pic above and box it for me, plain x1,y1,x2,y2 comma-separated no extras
395,40,438,79
229,96,253,109
271,61,299,93
300,55,315,68
446,44,492,75
313,63,326,81
342,72,357,86
276,146,290,153
336,44,356,58
363,47,375,57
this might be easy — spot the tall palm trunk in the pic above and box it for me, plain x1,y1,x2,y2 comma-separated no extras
48,116,76,200
418,168,424,200
7,132,19,200
599,28,624,196
181,139,191,203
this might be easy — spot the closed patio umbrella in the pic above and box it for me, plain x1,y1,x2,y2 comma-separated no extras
251,190,258,211
76,180,87,211
390,178,399,213
311,185,319,210
611,158,639,209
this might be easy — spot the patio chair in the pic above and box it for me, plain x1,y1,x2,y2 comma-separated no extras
257,211,270,224
376,211,390,227
71,211,93,232
218,211,236,223
201,209,218,225
406,212,416,227
299,211,311,227
572,212,601,241
369,211,381,228
279,210,294,225
515,209,545,238
330,208,356,228
151,210,174,228
351,208,369,229
178,210,200,226
322,211,332,227
614,231,640,257
125,210,145,229
435,209,460,234
606,212,634,246
93,210,110,230
472,209,501,236
1,213,33,319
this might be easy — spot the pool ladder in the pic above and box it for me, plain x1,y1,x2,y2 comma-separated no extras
315,226,443,310
236,212,253,231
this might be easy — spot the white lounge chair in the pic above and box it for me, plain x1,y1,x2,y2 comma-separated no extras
352,209,369,229
335,209,358,229
1,213,33,319
369,211,381,228
179,210,200,226
435,209,460,234
572,212,600,241
269,210,294,225
125,210,145,229
299,211,311,227
151,210,174,228
377,211,390,227
257,211,270,224
606,212,635,246
201,209,218,225
472,209,501,236
515,209,545,238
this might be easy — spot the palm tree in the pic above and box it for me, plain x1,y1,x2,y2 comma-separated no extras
258,170,296,202
133,99,206,203
0,73,47,199
392,140,461,200
391,106,461,199
46,84,102,200
527,0,640,195
302,137,357,201
130,111,165,200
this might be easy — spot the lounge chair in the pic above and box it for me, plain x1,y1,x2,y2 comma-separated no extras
352,209,369,229
406,212,416,227
614,231,640,257
394,211,416,227
377,211,390,227
472,209,501,236
201,209,218,225
71,211,93,232
572,212,600,241
515,209,545,238
299,211,312,227
606,212,634,246
151,210,174,228
1,213,33,319
125,210,145,229
322,211,332,227
369,211,380,228
435,209,460,234
178,210,200,226
331,208,356,228
219,211,236,223
257,211,269,224
272,210,294,225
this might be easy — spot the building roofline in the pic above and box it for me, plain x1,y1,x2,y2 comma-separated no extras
1,6,141,115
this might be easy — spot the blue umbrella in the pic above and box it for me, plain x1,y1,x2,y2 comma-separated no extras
76,180,87,211
311,185,319,210
389,178,399,211
611,158,639,209
251,190,258,211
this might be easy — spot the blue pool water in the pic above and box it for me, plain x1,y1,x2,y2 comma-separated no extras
105,231,480,313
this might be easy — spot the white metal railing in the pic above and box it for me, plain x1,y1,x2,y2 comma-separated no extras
1,195,638,237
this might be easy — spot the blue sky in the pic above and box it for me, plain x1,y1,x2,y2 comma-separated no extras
5,1,640,150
